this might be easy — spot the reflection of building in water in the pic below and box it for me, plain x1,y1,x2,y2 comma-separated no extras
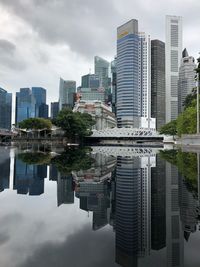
151,156,166,250
179,173,198,239
74,153,116,230
57,174,74,206
166,163,184,267
0,148,10,192
49,164,59,181
13,158,47,195
115,155,155,267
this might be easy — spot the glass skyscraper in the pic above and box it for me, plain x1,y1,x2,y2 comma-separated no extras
15,88,36,124
165,15,183,122
59,78,76,110
32,87,48,118
81,74,100,90
94,56,110,90
0,88,12,129
117,19,140,127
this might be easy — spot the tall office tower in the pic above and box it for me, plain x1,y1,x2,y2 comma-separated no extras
165,15,182,122
59,78,76,110
178,49,196,114
151,155,166,250
51,102,59,119
117,19,140,127
151,40,166,130
94,56,110,89
0,88,12,129
115,155,153,266
166,162,184,267
13,157,47,195
57,174,74,206
139,33,151,119
111,57,117,114
81,74,100,89
32,87,49,118
15,88,36,124
0,147,10,192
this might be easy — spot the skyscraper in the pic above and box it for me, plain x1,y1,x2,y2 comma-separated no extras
94,56,110,90
81,74,100,89
32,87,49,118
117,19,140,127
111,57,117,114
165,15,182,122
117,19,153,128
59,78,76,110
178,49,196,114
51,102,59,119
151,40,166,130
15,88,36,124
0,88,12,129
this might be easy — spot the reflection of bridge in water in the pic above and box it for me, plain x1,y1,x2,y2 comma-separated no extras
92,146,162,157
0,129,16,142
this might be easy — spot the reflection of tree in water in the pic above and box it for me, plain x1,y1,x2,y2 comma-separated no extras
51,148,94,175
160,149,198,196
18,148,94,175
18,152,52,165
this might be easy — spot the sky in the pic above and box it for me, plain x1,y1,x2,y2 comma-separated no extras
0,0,200,106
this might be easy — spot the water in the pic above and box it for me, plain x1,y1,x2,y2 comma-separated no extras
0,145,200,267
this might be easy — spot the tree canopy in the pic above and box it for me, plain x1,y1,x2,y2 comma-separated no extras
159,120,177,136
18,118,52,130
54,108,95,140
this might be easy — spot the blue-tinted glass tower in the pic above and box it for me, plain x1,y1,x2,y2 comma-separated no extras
0,88,12,130
32,87,49,118
15,88,36,124
117,19,140,127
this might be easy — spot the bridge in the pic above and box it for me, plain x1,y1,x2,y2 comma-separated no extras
87,127,164,145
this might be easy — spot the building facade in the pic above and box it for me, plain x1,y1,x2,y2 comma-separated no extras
32,87,49,118
165,15,182,122
73,100,116,130
15,88,36,124
94,56,110,90
51,102,59,119
151,40,166,130
111,57,117,115
81,74,100,90
178,49,196,114
59,78,76,110
0,88,12,130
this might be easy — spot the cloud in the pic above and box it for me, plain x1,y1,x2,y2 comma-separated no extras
17,225,117,267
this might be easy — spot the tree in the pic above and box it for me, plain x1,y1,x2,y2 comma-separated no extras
18,118,52,130
54,108,95,141
176,106,197,136
183,87,196,109
159,120,177,136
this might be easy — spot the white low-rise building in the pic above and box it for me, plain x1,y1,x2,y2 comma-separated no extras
73,100,116,130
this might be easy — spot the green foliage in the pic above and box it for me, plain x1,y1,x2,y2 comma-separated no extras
159,120,177,136
183,87,196,109
54,108,95,141
51,148,94,175
176,106,197,136
160,149,198,196
18,152,52,165
18,118,52,130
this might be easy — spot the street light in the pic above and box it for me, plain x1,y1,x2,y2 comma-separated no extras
195,55,200,134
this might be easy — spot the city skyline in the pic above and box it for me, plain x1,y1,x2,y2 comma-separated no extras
0,1,199,107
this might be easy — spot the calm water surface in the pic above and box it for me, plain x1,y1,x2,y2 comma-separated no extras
0,145,200,267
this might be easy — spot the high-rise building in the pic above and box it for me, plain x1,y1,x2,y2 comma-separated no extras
116,19,153,128
81,74,100,90
51,102,59,119
0,88,12,129
111,57,117,115
151,40,166,130
15,88,36,124
94,56,110,90
117,19,140,127
165,15,183,122
32,87,49,118
76,87,105,103
178,49,196,114
59,78,76,110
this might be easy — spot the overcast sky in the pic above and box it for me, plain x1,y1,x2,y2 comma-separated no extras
0,0,200,105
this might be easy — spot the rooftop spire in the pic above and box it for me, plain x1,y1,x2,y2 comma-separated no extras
182,48,189,58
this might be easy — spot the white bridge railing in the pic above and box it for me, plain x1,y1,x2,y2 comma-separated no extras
91,127,162,138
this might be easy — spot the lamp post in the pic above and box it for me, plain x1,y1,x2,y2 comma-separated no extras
196,56,200,134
